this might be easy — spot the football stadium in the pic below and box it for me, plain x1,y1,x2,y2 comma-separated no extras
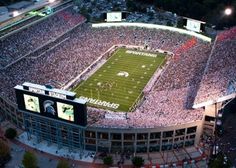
0,2,236,167
73,48,166,112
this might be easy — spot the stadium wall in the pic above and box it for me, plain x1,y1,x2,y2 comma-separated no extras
0,94,206,153
1,11,86,70
92,22,212,42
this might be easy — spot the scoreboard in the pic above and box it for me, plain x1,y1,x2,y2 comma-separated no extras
183,17,206,33
104,12,127,22
107,12,122,22
15,82,87,126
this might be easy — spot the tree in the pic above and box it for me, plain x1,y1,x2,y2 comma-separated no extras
74,0,82,7
57,159,70,168
113,5,121,11
132,156,144,168
126,0,137,12
79,6,91,21
0,140,11,167
166,20,173,26
5,128,17,139
22,151,37,168
103,156,113,166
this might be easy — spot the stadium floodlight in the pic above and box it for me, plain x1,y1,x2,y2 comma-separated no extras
12,11,20,17
224,7,232,16
48,0,55,3
216,119,222,126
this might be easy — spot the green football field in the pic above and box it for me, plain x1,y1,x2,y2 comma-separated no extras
73,48,166,112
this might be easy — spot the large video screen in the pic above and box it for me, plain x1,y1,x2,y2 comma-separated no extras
57,102,74,122
24,94,40,113
186,19,201,32
15,89,87,126
107,12,122,22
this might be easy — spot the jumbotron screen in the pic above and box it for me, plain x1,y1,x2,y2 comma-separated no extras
57,102,74,121
106,12,122,22
183,17,205,33
23,94,40,113
186,19,201,32
15,82,87,126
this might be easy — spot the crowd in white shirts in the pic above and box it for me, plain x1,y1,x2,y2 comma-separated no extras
3,14,234,128
0,7,85,68
194,27,236,105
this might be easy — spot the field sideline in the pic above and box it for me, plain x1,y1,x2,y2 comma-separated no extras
73,48,166,112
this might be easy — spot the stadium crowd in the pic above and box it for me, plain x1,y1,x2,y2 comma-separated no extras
89,86,204,128
2,8,235,128
0,7,85,68
194,27,236,105
0,23,193,101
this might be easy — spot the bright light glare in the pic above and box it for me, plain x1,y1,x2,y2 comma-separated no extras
12,11,20,17
225,8,232,15
48,0,55,3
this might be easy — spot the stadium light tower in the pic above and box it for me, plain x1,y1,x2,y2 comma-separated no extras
12,11,20,17
224,7,233,16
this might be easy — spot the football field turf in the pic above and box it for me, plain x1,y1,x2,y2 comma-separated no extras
73,48,166,112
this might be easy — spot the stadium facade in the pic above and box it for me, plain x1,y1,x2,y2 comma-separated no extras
0,90,223,154
0,93,204,153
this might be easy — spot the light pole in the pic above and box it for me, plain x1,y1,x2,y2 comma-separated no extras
224,7,233,16
213,6,234,29
212,107,222,157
